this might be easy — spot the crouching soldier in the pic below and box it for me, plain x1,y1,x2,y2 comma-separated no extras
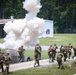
4,53,11,74
57,52,64,69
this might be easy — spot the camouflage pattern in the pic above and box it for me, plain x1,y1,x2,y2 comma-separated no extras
52,44,58,60
0,52,4,73
67,43,73,59
73,46,76,57
48,45,54,62
57,53,63,69
34,44,40,67
3,53,11,74
36,44,42,60
60,45,67,61
18,46,25,62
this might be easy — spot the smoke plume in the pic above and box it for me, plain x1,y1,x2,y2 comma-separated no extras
0,0,45,50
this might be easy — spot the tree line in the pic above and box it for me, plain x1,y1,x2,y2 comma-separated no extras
0,0,76,33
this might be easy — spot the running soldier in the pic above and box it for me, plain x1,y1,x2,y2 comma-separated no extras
34,44,40,67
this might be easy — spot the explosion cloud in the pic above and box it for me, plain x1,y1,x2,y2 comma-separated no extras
0,0,45,50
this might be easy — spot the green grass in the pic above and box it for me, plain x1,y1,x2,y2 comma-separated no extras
39,34,76,46
25,50,74,60
25,50,48,60
0,38,4,43
1,64,75,75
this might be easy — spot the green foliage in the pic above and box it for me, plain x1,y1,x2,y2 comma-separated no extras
0,0,76,33
4,0,25,19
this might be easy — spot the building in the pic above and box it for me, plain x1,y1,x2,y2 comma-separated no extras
40,20,53,38
0,19,13,38
0,19,53,38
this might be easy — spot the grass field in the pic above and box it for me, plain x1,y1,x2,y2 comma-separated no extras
25,50,48,60
1,64,75,75
39,34,76,46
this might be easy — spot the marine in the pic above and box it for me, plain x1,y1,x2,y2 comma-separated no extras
18,46,25,62
0,51,4,73
34,44,40,67
52,44,58,60
48,45,54,63
57,52,64,69
3,52,11,74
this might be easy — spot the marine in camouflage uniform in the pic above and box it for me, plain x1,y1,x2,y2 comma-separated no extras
4,53,11,74
34,44,40,67
48,45,54,63
73,46,76,57
18,46,25,62
57,52,63,69
60,45,64,53
67,43,73,59
52,44,58,60
0,51,4,72
60,45,67,62
36,44,42,60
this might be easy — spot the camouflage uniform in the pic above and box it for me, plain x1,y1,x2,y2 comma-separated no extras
60,45,64,53
52,44,58,60
4,53,11,74
73,47,76,57
57,53,63,69
18,46,25,62
48,45,54,63
36,44,42,60
0,52,4,72
34,45,40,67
60,45,67,62
67,43,73,59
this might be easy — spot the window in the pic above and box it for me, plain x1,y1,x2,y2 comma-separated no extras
46,29,50,34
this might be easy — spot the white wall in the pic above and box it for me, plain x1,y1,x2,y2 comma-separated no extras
40,20,53,38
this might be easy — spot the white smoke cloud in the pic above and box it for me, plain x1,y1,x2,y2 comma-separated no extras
23,0,42,13
0,0,45,50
